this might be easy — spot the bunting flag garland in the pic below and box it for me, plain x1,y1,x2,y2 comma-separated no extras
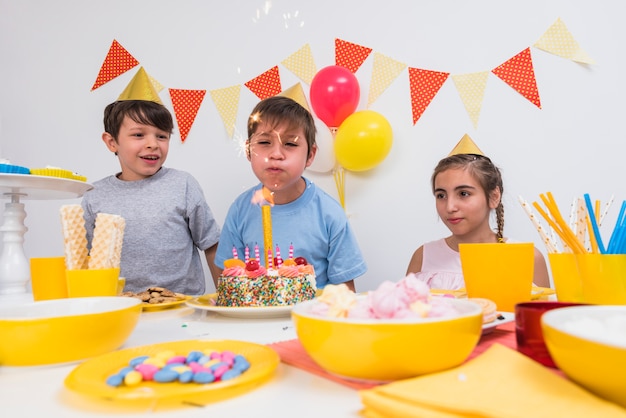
408,68,450,125
244,66,282,99
492,48,541,109
451,71,489,128
92,18,592,142
209,85,241,138
281,44,317,85
168,88,206,143
335,38,373,73
367,52,407,107
91,40,139,91
534,18,595,64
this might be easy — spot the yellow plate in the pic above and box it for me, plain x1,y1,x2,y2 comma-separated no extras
141,295,192,312
187,294,293,318
64,339,279,408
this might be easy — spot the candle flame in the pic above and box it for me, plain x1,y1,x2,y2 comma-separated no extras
251,187,275,206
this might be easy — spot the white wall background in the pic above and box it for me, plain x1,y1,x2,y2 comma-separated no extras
1,0,624,293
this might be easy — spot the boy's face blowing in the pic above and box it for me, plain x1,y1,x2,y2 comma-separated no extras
102,116,171,181
247,121,316,204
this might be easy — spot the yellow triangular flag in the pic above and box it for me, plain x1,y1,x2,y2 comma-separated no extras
534,18,595,64
117,67,163,104
451,71,489,129
281,44,317,85
367,52,407,107
209,85,241,139
147,73,165,93
448,134,484,157
279,83,310,112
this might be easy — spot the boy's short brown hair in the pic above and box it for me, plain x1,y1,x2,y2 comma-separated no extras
103,100,174,140
247,96,316,155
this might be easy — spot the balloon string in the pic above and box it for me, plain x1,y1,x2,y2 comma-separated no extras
333,166,345,210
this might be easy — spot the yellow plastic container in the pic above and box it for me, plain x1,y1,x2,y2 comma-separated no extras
548,253,583,302
66,268,120,298
30,256,68,301
576,254,626,305
460,243,534,312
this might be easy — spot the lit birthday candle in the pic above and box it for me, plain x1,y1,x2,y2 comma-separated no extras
244,245,250,263
262,205,273,268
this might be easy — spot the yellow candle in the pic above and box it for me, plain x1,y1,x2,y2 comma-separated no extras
262,205,273,267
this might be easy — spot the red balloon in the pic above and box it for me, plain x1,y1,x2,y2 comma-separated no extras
310,65,360,129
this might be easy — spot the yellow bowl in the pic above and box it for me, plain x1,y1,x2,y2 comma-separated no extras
291,297,483,382
542,305,626,408
0,297,142,366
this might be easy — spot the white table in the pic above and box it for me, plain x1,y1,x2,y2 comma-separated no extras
0,174,92,295
0,301,363,417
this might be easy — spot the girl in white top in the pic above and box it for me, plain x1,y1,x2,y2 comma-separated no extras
406,141,550,288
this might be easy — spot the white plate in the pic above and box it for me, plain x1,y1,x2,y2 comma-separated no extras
186,294,293,319
481,311,515,335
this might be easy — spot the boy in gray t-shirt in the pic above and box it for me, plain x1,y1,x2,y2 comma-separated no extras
82,99,220,295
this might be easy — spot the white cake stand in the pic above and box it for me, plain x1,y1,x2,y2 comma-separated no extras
0,174,92,295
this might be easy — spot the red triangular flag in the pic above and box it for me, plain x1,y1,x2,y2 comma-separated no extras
244,66,282,99
91,40,139,91
335,39,373,73
492,48,541,109
408,68,449,125
168,89,206,143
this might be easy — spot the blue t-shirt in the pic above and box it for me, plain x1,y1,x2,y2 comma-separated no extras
216,178,367,288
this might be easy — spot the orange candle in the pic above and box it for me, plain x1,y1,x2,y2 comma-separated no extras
262,205,273,267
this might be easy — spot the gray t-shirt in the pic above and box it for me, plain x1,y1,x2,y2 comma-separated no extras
81,167,220,295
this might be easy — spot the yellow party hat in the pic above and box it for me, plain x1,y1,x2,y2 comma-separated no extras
117,67,163,104
278,83,310,112
448,133,484,156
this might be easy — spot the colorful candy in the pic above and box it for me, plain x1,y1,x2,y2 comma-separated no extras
106,350,250,387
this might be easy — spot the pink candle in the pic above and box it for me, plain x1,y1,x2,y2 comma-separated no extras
254,243,260,261
275,245,283,267
244,245,250,263
267,248,273,269
232,246,239,259
288,243,294,259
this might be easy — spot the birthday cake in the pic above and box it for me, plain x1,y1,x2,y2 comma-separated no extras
216,255,317,307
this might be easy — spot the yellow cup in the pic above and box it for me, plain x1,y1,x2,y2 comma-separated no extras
117,277,126,295
459,243,535,312
66,268,121,298
548,253,583,302
30,257,68,301
576,254,626,305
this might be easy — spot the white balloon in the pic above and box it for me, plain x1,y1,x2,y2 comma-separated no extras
307,118,336,173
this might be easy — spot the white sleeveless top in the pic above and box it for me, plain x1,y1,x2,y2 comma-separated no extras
413,238,465,290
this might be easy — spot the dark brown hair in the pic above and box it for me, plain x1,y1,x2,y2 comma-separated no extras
247,96,316,155
431,154,505,241
103,100,173,140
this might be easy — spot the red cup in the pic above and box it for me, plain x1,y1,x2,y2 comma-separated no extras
515,301,586,368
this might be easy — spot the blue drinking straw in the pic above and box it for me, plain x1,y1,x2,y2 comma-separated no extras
584,194,606,254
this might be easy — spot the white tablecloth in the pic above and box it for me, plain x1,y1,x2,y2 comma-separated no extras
0,296,363,417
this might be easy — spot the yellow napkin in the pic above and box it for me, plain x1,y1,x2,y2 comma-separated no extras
359,344,626,418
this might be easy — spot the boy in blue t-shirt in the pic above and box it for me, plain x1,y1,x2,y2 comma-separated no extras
215,96,366,291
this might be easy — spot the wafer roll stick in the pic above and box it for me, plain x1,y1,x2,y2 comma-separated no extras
60,205,89,269
88,213,125,269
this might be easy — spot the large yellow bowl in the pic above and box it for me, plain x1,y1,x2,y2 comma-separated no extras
0,296,142,366
291,297,483,382
542,305,626,408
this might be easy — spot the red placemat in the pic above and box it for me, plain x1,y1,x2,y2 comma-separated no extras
268,322,557,391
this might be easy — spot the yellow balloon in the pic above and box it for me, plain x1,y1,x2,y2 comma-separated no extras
334,110,393,172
